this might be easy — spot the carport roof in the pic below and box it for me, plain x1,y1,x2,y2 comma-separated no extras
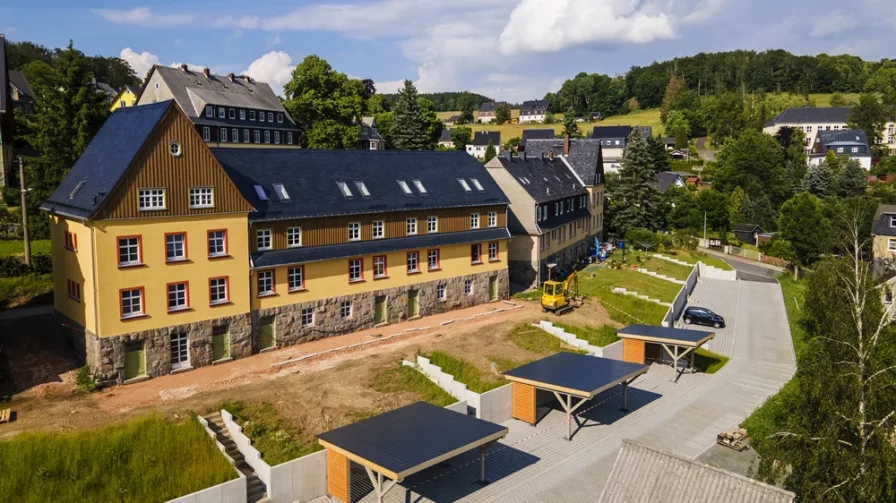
616,324,715,347
317,402,508,480
502,352,648,398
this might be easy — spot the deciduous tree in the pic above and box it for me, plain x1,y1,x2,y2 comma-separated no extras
847,93,888,145
450,126,472,151
778,192,830,275
495,103,511,124
714,130,789,206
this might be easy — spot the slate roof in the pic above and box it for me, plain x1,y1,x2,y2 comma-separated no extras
655,172,685,193
521,129,555,147
124,84,142,100
524,138,604,186
599,440,795,503
521,99,550,111
872,204,896,237
9,70,35,100
96,81,117,98
472,131,501,146
0,34,8,113
771,107,850,125
495,152,587,204
809,129,870,156
40,101,173,219
438,128,452,142
479,101,497,113
149,65,296,127
591,125,631,140
734,223,763,233
253,228,510,269
212,148,509,222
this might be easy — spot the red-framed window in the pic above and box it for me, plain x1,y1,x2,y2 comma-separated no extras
208,229,229,258
64,231,78,252
257,269,275,296
288,266,306,292
209,276,230,305
119,286,145,319
166,281,190,312
165,232,188,262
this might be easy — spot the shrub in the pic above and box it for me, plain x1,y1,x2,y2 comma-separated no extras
75,366,99,392
0,253,52,277
625,228,659,252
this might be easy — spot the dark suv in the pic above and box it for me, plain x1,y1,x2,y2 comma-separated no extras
683,306,725,328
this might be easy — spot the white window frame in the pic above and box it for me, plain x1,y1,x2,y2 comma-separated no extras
412,179,427,194
301,308,314,327
471,213,480,229
265,131,271,144
268,112,274,122
254,130,261,143
210,277,228,305
488,212,497,228
340,301,352,319
274,131,281,144
287,227,302,248
250,110,256,121
259,111,265,122
232,128,239,143
189,187,214,209
348,222,361,241
138,188,166,211
373,255,387,278
407,252,419,273
349,258,363,282
229,108,236,119
257,270,274,296
464,280,473,296
458,179,472,192
372,221,384,239
205,105,214,118
470,178,485,191
437,283,446,300
428,249,439,270
257,229,273,250
203,126,210,141
239,109,246,120
471,244,482,264
218,107,225,119
118,237,142,266
427,216,438,233
167,282,189,312
121,288,144,318
889,238,896,251
208,230,227,257
398,180,413,195
243,129,250,143
166,233,187,262
278,113,284,123
287,132,293,145
288,266,305,291
407,218,417,236
489,241,498,261
220,128,227,142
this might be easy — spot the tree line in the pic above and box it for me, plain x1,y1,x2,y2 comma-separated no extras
379,91,493,112
6,39,140,90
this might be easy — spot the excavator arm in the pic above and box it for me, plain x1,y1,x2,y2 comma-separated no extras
562,271,578,299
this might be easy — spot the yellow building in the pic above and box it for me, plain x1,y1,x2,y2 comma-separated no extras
109,85,142,112
42,101,511,384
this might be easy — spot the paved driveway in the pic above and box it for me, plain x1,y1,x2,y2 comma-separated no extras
695,137,717,162
322,279,795,503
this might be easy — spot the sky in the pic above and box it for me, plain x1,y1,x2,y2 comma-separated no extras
1,0,894,102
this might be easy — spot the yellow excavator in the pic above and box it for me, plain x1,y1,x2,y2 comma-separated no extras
541,270,580,314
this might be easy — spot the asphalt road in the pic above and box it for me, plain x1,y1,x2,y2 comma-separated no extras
717,254,781,283
695,137,717,162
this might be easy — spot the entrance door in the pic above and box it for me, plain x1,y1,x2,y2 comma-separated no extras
170,332,189,370
258,316,276,350
408,290,419,318
212,325,230,361
374,296,387,324
489,276,498,301
124,340,145,380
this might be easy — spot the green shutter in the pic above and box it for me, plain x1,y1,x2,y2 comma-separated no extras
258,316,275,350
374,296,387,324
408,291,419,318
124,341,145,380
212,325,230,361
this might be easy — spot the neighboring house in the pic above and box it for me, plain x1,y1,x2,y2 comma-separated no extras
733,224,763,246
40,100,511,385
519,99,550,124
478,101,502,124
661,137,676,149
591,125,653,173
360,116,385,150
438,128,454,149
520,129,555,151
762,107,850,151
485,150,592,287
110,84,142,112
94,80,117,101
443,114,461,125
137,64,300,148
654,171,686,193
0,34,11,187
591,112,603,122
808,129,872,170
871,204,896,281
9,70,36,115
598,440,795,503
467,131,502,159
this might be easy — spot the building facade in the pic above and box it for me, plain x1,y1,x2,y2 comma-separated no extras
360,116,385,150
467,131,502,159
763,106,896,153
808,129,872,170
478,102,500,123
519,100,550,124
591,125,651,173
110,85,142,112
42,101,511,385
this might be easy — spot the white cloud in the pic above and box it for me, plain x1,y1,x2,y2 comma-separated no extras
170,62,209,72
810,10,858,37
243,52,296,96
120,48,159,76
499,0,675,54
266,35,283,48
93,7,195,27
682,0,727,24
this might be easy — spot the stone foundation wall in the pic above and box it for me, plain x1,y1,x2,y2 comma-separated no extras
255,269,510,350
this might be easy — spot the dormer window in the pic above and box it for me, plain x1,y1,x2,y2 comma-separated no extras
219,128,227,142
890,215,896,228
250,110,256,121
260,112,265,123
239,110,246,120
205,105,213,118
277,113,284,123
229,109,236,119
218,107,225,119
254,185,268,201
273,183,290,200
412,180,427,194
268,112,274,122
398,180,413,195
337,181,353,198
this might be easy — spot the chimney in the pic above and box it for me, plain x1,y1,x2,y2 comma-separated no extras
202,68,210,78
521,152,527,162
228,73,235,82
180,64,188,72
548,150,554,160
563,135,570,156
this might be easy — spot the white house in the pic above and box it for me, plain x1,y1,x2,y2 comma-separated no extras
763,107,896,153
519,99,550,124
466,131,502,159
808,129,873,170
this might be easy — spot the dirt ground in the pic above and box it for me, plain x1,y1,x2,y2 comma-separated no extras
0,298,614,439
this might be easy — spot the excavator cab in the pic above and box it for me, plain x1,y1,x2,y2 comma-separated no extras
541,271,579,314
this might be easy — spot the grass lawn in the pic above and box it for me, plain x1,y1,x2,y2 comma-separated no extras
426,351,506,393
664,248,733,271
580,265,681,303
0,415,236,503
507,323,587,355
693,348,729,374
0,273,53,309
0,238,50,257
808,93,858,107
608,249,694,281
372,363,457,406
220,400,322,465
552,322,619,347
597,292,669,325
513,288,543,301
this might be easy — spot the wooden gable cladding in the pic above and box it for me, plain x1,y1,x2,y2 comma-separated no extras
97,107,253,220
251,205,507,252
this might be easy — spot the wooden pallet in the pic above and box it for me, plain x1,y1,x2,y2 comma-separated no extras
0,408,10,424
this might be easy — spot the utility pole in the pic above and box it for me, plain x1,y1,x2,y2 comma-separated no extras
703,211,707,242
18,156,31,266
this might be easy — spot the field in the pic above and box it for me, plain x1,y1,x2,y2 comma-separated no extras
607,249,694,281
808,93,858,107
0,238,50,256
579,264,682,303
0,415,236,503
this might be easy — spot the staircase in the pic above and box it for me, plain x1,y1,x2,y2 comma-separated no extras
205,412,270,503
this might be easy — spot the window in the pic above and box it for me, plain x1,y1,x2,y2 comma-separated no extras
458,179,472,192
348,222,361,241
167,282,189,312
67,279,81,302
488,212,497,228
407,218,417,235
427,216,438,233
340,301,352,319
278,113,284,123
210,277,229,305
121,288,144,318
218,107,225,119
537,206,542,221
274,131,281,144
836,147,844,153
471,213,480,229
412,179,427,194
254,130,261,143
398,180,413,195
349,258,363,282
287,227,302,247
239,109,246,120
437,284,446,300
337,181,354,198
372,221,384,239
489,241,499,261
229,108,235,119
257,270,275,296
471,244,482,264
464,280,473,296
265,131,271,144
257,229,272,250
118,236,141,266
851,147,859,153
373,255,387,278
807,126,812,132
250,110,256,121
243,129,250,143
287,132,293,145
254,185,268,201
407,251,420,273
169,141,182,156
205,105,214,118
232,128,239,143
273,183,290,200
170,332,189,369
470,178,485,191
259,111,265,122
165,233,187,262
203,127,210,141
189,187,214,208
138,188,166,210
428,249,439,270
301,308,314,327
220,128,227,142
889,238,896,251
64,231,78,252
288,266,305,291
208,230,227,257
268,112,274,122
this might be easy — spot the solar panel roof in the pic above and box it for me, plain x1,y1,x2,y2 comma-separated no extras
616,324,715,346
502,353,648,397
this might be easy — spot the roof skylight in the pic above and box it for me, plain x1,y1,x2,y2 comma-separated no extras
398,180,413,195
412,179,427,194
458,179,472,192
470,178,485,191
337,181,354,198
355,181,370,197
273,183,290,200
69,180,86,199
254,185,268,201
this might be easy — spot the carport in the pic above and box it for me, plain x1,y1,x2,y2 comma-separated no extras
617,324,715,381
502,352,649,440
317,401,508,503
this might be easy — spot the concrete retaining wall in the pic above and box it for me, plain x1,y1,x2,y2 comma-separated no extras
602,339,624,360
268,451,327,503
477,385,512,423
166,418,247,503
445,400,468,414
698,262,737,281
663,264,700,327
536,321,603,355
413,356,512,423
221,410,272,487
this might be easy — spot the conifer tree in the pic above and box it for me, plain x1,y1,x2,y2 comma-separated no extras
609,128,660,236
390,80,431,150
483,141,497,162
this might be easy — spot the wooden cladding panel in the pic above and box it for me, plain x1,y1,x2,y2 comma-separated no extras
252,205,506,252
622,339,646,365
512,382,536,425
327,449,350,503
99,108,252,220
